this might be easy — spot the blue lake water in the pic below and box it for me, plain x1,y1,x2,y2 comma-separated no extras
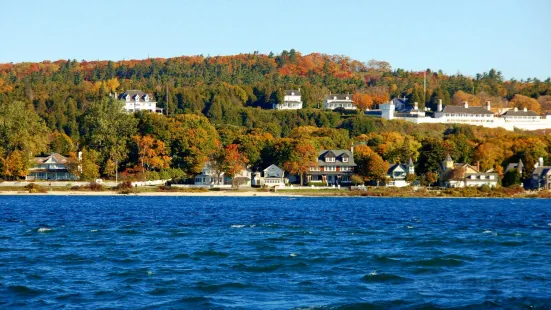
1,196,550,309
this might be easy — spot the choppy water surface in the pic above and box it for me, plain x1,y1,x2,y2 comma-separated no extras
1,196,550,309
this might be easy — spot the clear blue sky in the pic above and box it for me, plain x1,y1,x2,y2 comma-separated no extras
2,0,550,80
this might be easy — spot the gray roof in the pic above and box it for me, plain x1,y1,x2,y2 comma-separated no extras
285,90,301,96
503,110,539,117
263,164,284,178
119,90,155,101
326,94,353,101
388,163,407,174
317,150,356,167
505,160,524,173
532,167,551,177
442,105,493,115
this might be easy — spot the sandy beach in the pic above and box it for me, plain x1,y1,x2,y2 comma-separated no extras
0,190,297,197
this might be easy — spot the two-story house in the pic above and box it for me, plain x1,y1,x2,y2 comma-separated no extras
323,94,356,110
273,90,303,110
386,158,415,187
526,157,551,190
307,150,356,185
194,161,252,186
118,90,163,113
26,153,78,181
252,164,287,187
438,154,498,188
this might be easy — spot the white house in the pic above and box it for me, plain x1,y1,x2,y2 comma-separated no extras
194,161,225,185
252,164,287,187
194,161,252,186
273,90,303,110
379,98,551,131
118,90,163,113
439,154,498,188
26,153,78,181
324,94,356,110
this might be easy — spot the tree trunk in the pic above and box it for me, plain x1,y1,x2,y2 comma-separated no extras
300,173,303,187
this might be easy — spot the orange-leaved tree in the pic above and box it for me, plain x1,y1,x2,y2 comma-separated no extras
282,139,318,186
222,144,249,189
132,135,170,173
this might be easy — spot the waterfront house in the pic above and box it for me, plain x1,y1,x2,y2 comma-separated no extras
438,154,498,188
306,149,356,185
273,90,303,110
194,161,252,186
526,157,551,190
26,153,78,181
323,94,356,110
117,90,163,113
386,158,415,187
194,161,225,185
252,164,287,187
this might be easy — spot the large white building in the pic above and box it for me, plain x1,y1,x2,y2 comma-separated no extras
324,94,356,110
118,90,163,113
379,99,551,131
273,90,303,110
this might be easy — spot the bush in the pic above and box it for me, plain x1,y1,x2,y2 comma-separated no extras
116,181,134,194
87,182,104,192
25,183,47,193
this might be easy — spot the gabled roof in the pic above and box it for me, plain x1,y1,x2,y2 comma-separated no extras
532,166,551,177
442,105,494,115
387,163,407,174
325,94,353,101
445,153,453,162
324,150,337,159
118,90,155,101
317,150,356,167
502,110,539,117
284,90,301,96
263,164,283,178
34,153,68,164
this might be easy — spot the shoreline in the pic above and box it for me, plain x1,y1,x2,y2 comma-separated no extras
0,189,549,199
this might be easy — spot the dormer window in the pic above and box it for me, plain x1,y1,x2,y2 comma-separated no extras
326,157,335,163
291,92,295,96
134,95,140,102
342,157,349,163
333,96,337,100
346,96,349,100
144,95,149,102
125,95,130,101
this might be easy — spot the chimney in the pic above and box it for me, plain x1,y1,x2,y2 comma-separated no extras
514,107,518,112
78,151,82,161
524,107,527,112
437,99,443,112
414,102,419,110
464,101,469,109
539,157,544,167
486,101,491,111
477,161,480,172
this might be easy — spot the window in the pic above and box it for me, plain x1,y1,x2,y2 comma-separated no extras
326,157,335,163
144,95,149,102
325,166,336,171
310,166,320,171
342,157,349,163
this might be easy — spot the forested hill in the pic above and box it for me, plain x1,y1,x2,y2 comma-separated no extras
1,50,550,120
0,50,550,183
